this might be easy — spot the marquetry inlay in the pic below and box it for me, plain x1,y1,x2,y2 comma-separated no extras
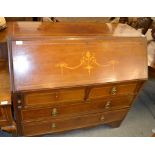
56,51,119,76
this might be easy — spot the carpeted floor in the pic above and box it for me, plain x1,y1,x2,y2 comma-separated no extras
1,79,155,137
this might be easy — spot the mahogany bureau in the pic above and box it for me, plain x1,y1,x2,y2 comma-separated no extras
1,22,148,136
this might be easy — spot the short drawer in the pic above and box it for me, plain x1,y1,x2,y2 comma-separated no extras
24,88,85,106
89,82,138,99
21,95,133,122
22,108,128,136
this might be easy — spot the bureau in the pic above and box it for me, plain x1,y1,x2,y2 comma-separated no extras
0,22,148,136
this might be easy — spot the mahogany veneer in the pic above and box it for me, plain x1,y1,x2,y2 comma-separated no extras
0,22,148,136
22,109,129,136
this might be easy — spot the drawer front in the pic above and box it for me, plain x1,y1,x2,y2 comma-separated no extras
24,88,85,106
21,95,133,122
89,82,138,99
22,109,128,136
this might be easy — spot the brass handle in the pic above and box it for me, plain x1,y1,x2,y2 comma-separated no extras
17,100,21,104
18,105,22,109
17,99,22,108
55,92,59,99
85,99,91,104
51,108,58,117
105,101,111,109
111,86,117,95
51,123,56,128
100,115,105,121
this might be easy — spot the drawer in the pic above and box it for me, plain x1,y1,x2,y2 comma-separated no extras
89,82,138,99
24,88,85,106
21,95,133,122
22,108,128,136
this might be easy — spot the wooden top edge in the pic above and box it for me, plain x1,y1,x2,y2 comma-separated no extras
0,22,143,40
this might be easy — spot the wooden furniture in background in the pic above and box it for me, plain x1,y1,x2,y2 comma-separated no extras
0,23,16,133
0,59,16,133
4,22,147,136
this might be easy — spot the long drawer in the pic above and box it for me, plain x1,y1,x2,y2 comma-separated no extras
23,82,138,107
21,95,134,122
22,108,128,136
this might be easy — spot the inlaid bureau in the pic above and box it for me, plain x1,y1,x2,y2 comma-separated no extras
0,22,148,136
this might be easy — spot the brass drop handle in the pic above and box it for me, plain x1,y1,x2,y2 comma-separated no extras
51,123,56,128
111,86,117,95
51,108,58,117
85,99,91,104
100,115,105,121
105,101,111,109
17,99,21,104
55,92,59,99
17,99,22,109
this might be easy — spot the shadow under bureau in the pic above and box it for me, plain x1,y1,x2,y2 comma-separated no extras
0,22,148,136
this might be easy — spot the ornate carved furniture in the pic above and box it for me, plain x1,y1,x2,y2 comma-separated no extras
0,22,148,136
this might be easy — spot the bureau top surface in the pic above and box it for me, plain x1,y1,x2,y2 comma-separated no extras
10,34,148,92
0,22,143,42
